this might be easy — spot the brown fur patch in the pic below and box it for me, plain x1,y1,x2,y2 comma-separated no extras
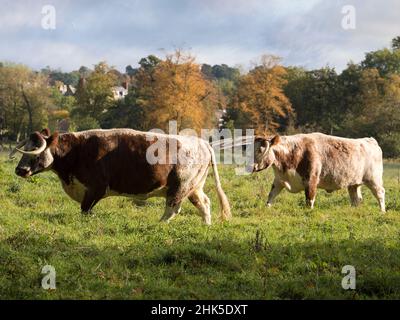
273,138,318,181
30,132,44,147
46,132,59,149
51,131,175,197
40,128,51,137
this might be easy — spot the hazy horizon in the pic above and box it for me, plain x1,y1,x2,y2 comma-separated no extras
1,0,399,72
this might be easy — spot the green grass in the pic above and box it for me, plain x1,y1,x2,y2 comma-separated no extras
1,153,400,299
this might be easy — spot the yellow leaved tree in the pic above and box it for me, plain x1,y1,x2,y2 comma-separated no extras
135,50,218,133
233,55,293,134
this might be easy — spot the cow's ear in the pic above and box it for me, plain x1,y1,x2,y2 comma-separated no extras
30,132,43,146
270,135,280,146
46,132,59,148
40,128,51,138
255,137,268,148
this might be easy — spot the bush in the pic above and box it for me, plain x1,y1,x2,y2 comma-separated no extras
378,133,400,158
73,116,100,131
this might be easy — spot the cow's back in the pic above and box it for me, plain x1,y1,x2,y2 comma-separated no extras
66,129,171,195
307,133,383,189
69,129,211,196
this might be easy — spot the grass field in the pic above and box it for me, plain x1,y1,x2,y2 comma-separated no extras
1,153,400,299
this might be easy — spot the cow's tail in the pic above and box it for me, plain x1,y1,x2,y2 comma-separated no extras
207,144,231,221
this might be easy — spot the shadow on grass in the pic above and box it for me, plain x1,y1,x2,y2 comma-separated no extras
1,227,400,300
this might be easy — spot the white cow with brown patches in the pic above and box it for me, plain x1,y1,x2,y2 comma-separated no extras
248,133,385,212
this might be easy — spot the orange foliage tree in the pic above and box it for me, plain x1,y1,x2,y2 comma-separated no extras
233,55,293,134
135,50,218,132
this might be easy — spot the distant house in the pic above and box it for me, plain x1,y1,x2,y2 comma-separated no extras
112,82,129,100
56,83,76,96
215,109,227,129
65,85,76,96
111,86,128,100
55,79,129,100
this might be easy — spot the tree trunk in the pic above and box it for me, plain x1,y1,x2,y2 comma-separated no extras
20,85,33,133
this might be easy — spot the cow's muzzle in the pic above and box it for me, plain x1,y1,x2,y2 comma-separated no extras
15,167,31,178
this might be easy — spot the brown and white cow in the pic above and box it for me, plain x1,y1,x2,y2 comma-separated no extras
248,133,385,211
10,128,231,224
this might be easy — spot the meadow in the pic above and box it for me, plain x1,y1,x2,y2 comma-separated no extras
1,153,400,300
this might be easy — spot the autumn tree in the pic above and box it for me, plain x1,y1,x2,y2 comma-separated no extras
134,51,218,132
230,55,293,133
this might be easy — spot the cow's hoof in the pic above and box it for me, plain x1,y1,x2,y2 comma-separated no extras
266,203,272,208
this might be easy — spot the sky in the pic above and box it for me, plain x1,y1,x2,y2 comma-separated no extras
0,0,399,72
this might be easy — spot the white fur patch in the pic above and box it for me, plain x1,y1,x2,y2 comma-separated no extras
104,186,167,200
269,133,384,195
61,177,87,203
274,168,304,193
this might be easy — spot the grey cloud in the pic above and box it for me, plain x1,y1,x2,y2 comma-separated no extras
0,0,399,72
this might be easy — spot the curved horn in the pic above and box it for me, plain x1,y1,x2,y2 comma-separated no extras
16,136,47,156
9,139,28,159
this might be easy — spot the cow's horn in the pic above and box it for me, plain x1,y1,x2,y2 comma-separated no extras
15,137,47,156
9,139,28,159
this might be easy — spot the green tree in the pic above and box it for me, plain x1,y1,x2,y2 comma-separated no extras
0,63,50,139
125,65,138,78
362,48,400,77
138,55,161,71
101,90,147,130
42,68,80,86
335,66,400,157
72,61,117,130
285,67,344,134
48,85,76,132
392,36,400,51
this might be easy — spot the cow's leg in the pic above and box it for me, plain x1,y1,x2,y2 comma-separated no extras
188,169,211,224
348,185,362,207
267,180,284,207
189,189,211,225
365,182,386,212
304,175,318,209
81,188,105,213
